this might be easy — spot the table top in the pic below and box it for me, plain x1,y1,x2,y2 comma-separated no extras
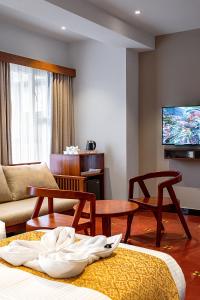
83,200,139,217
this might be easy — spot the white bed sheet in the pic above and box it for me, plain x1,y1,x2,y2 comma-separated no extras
0,232,185,300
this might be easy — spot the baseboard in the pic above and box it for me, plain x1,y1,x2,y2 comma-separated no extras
181,208,200,216
167,205,200,216
138,206,200,216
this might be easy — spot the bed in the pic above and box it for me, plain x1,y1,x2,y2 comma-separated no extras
0,230,185,300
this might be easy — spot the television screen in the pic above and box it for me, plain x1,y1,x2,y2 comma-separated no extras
162,106,200,145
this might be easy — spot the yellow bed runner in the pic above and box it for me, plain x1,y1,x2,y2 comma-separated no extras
0,231,179,300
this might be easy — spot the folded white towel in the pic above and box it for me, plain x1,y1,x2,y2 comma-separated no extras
0,227,122,278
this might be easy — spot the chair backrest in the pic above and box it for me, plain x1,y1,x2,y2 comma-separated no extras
54,174,86,192
28,187,96,229
129,171,182,202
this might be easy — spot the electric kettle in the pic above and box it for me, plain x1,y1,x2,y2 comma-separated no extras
86,140,96,151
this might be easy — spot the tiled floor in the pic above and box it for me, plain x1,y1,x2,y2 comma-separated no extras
95,211,200,300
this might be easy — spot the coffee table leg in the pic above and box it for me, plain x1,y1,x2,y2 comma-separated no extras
124,213,134,243
102,216,111,236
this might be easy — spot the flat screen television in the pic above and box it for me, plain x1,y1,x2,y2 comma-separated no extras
162,106,200,145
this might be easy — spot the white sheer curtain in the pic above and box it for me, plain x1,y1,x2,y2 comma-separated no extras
10,64,52,164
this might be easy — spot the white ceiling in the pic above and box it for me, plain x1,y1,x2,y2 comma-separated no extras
0,0,154,49
0,0,200,50
87,0,200,35
0,3,87,43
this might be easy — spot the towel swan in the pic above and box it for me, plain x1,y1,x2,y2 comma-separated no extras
0,227,122,278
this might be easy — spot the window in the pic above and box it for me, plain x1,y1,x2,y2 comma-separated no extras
10,64,52,164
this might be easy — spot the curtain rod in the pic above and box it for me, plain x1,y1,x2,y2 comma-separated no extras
0,51,76,77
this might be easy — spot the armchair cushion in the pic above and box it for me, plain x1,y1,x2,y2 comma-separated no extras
0,197,78,227
0,166,12,203
3,163,58,201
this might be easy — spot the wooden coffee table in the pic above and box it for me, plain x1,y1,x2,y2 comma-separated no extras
83,200,139,242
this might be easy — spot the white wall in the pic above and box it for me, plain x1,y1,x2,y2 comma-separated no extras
68,40,126,199
0,18,139,199
126,49,139,189
139,29,200,209
0,19,69,66
68,40,139,199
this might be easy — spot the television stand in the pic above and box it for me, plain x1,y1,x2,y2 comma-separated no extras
164,147,200,160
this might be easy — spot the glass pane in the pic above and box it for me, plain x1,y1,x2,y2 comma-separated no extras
10,64,52,165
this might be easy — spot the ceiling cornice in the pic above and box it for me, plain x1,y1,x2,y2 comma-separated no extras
46,0,155,49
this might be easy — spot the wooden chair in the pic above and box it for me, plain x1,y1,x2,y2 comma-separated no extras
128,171,192,247
26,187,96,236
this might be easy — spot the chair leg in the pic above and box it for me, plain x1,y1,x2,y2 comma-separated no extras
173,200,192,239
84,228,89,235
153,211,165,231
156,208,163,247
84,225,96,236
90,224,96,236
124,213,134,243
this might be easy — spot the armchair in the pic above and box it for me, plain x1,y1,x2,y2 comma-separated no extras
26,187,96,236
128,171,192,246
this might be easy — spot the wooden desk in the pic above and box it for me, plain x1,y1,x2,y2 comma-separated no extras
50,153,104,199
83,200,139,242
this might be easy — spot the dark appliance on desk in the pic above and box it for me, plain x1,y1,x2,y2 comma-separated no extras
87,178,101,200
86,140,96,151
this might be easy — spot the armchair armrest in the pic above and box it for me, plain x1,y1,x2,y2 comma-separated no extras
28,187,96,227
158,173,182,201
129,175,151,198
53,174,86,191
129,171,182,200
28,186,93,201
